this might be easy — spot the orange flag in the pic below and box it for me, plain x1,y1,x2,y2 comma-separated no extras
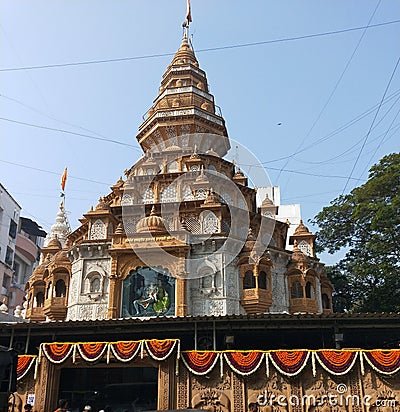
61,168,67,191
186,0,192,24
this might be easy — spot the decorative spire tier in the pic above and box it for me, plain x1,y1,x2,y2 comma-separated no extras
137,33,230,157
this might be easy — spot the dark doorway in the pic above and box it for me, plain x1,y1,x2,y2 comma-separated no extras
59,366,158,412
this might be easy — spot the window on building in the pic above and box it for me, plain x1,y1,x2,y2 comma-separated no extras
243,270,255,289
90,277,101,293
2,274,9,288
305,281,315,299
35,292,44,307
5,247,14,266
291,281,303,299
8,219,17,239
46,282,52,299
55,279,66,297
258,271,267,289
322,293,330,309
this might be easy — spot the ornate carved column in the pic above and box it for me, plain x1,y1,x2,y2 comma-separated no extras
107,255,119,318
34,357,59,411
176,277,188,316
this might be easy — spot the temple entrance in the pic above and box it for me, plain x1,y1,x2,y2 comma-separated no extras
59,366,158,412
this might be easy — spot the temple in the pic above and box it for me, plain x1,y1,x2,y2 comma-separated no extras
2,17,400,412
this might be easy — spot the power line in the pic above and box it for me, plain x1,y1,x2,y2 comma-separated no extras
0,159,112,186
1,19,399,72
275,0,382,183
0,116,141,151
258,87,400,165
0,93,140,149
342,55,400,194
360,105,400,178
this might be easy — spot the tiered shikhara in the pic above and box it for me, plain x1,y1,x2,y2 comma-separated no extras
25,32,333,323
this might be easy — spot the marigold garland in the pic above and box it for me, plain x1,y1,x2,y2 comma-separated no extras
17,355,37,381
42,343,74,364
269,350,310,376
181,351,220,375
363,350,400,375
224,351,264,376
110,341,142,362
315,351,358,375
77,342,108,362
145,339,178,361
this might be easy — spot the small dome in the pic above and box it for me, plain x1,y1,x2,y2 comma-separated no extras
261,194,274,207
96,197,110,211
47,236,62,249
136,207,167,234
205,147,219,157
234,168,245,177
294,220,311,235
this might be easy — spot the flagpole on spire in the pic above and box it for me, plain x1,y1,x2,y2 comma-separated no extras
182,0,192,38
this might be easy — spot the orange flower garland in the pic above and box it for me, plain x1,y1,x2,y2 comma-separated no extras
110,341,141,362
17,355,36,381
42,343,74,364
181,351,220,375
269,350,310,376
224,351,264,376
315,351,358,375
363,350,400,375
145,339,179,361
77,342,108,362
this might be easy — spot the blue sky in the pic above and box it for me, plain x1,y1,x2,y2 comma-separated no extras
1,1,399,265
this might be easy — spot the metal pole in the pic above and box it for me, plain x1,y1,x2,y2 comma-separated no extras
194,321,197,350
213,320,216,350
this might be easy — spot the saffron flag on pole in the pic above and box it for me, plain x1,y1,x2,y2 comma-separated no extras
186,0,192,24
61,168,67,191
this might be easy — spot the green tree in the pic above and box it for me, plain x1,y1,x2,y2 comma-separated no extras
312,153,400,312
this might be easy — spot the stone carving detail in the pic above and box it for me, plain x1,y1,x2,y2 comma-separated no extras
90,219,106,240
298,240,312,256
233,374,244,412
142,188,155,204
182,185,194,200
192,388,230,412
165,125,177,139
159,361,171,409
362,368,400,411
209,299,224,316
177,367,189,409
161,184,178,202
121,193,133,205
202,211,219,234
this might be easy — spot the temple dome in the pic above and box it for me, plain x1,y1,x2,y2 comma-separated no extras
136,207,168,234
294,219,311,235
95,197,110,211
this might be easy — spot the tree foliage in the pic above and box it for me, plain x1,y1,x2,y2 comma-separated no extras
312,153,400,312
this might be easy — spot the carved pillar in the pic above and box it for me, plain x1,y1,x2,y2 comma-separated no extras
177,366,189,409
108,256,119,318
176,277,188,316
158,358,176,409
34,357,59,411
232,373,245,412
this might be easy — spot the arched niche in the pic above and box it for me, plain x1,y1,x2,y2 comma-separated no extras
121,267,175,318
